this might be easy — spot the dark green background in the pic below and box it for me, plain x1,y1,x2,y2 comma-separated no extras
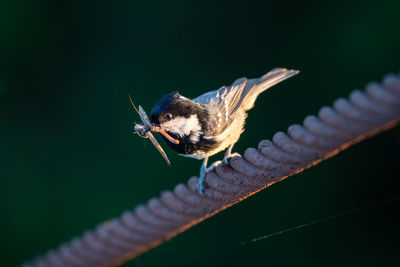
1,1,400,266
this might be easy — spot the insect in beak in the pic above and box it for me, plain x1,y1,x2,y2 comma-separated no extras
129,95,179,165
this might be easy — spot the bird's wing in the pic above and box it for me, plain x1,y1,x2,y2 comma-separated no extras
192,78,247,134
193,77,247,120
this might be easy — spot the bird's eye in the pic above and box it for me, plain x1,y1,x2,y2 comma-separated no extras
163,113,172,120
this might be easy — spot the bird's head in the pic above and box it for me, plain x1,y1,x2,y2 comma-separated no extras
150,92,205,144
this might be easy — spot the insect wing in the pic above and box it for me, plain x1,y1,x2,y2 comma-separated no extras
147,131,171,165
138,105,151,125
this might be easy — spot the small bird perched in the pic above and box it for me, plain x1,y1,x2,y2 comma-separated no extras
143,68,299,194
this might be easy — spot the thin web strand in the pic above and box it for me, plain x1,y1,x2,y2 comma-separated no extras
237,194,400,248
182,194,400,267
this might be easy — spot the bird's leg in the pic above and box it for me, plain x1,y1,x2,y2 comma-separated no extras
198,157,208,195
223,144,240,164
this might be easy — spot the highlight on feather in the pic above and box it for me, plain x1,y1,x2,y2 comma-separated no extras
129,95,175,165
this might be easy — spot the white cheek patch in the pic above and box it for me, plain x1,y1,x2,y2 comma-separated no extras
162,114,202,143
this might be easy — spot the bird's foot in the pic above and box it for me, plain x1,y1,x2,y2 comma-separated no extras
207,160,222,171
223,152,241,164
197,154,241,195
198,160,222,195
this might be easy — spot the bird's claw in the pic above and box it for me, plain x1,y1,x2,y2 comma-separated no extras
198,182,205,195
207,160,222,171
223,152,241,164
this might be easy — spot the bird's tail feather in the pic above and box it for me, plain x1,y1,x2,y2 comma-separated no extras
242,68,299,111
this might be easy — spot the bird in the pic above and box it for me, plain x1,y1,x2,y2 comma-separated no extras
147,68,299,194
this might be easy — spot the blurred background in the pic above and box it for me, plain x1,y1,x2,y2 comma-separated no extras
1,0,400,266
